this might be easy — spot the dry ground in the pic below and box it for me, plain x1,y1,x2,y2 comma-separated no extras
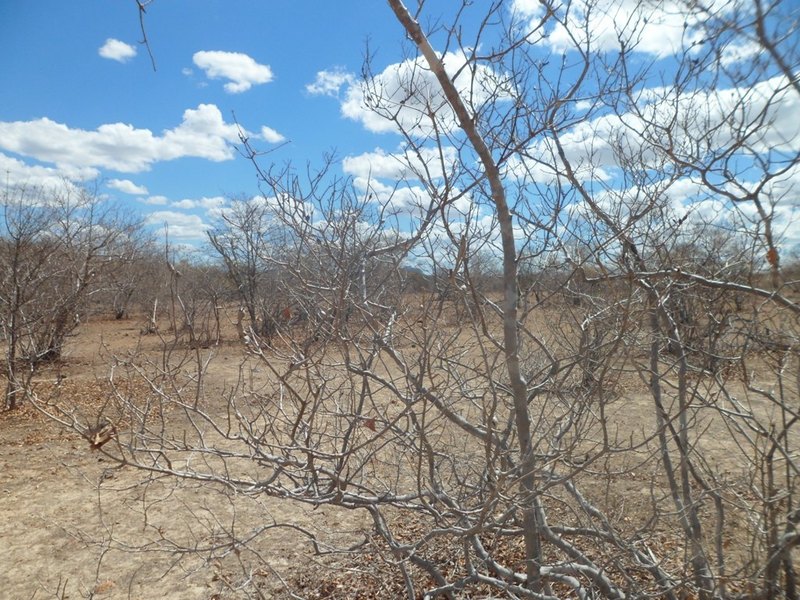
0,316,368,600
0,306,795,599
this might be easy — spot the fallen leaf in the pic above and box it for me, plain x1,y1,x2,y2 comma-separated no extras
93,580,115,595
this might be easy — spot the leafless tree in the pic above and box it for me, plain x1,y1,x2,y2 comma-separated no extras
42,0,800,596
207,195,294,340
0,183,140,409
0,185,62,408
98,234,161,321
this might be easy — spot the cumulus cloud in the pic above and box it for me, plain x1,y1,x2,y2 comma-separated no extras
142,195,168,206
720,41,763,67
145,210,210,241
511,0,736,58
588,177,795,256
341,147,479,222
508,73,799,189
343,149,412,180
339,50,512,135
0,104,246,174
98,38,137,63
510,0,546,21
0,153,86,193
343,146,458,181
306,68,355,97
260,125,285,144
192,50,273,93
108,178,147,195
626,74,800,157
199,196,227,210
170,196,226,210
172,199,196,209
351,176,432,216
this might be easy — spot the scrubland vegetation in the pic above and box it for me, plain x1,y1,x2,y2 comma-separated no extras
3,0,800,598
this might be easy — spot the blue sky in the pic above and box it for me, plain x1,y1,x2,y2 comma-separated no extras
1,1,798,258
0,1,416,245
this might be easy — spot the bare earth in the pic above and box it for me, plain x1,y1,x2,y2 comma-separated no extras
0,317,366,600
0,311,788,599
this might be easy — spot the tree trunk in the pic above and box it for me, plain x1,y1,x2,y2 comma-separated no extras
386,1,544,590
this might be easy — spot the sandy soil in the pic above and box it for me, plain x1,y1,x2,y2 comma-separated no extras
0,317,366,599
0,309,793,599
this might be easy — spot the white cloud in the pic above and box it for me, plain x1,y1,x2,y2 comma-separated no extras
0,152,92,191
510,0,546,21
352,176,431,216
507,73,799,190
0,104,246,174
98,38,137,63
343,146,458,181
628,74,800,157
260,126,285,144
672,171,800,250
140,195,227,212
172,199,197,209
159,104,247,161
515,0,733,57
662,178,709,211
340,50,512,135
199,196,226,210
145,210,210,240
506,117,616,185
192,50,273,93
108,178,147,195
250,193,313,222
142,195,168,205
720,41,763,67
306,68,355,97
344,148,411,180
